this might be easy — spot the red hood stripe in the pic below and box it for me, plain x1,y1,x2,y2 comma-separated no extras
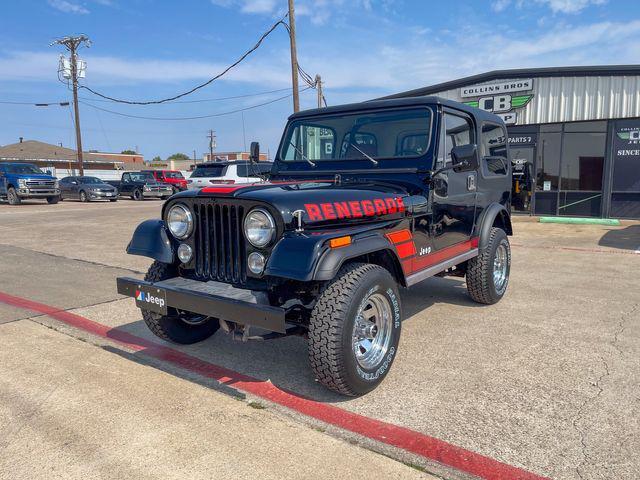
200,179,335,195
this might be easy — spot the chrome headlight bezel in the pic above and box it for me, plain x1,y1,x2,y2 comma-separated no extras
244,208,275,248
166,203,194,239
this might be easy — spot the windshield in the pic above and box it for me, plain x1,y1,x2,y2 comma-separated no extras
190,165,227,178
130,173,155,182
279,108,432,162
164,171,184,179
5,164,45,174
79,177,103,184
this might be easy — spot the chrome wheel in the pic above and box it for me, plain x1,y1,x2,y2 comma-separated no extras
493,243,509,293
352,292,393,370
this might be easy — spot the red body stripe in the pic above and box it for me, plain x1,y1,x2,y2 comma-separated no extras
0,290,547,480
386,229,413,244
410,239,478,272
395,241,416,259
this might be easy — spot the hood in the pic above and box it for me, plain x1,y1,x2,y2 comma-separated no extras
190,179,410,229
9,173,56,180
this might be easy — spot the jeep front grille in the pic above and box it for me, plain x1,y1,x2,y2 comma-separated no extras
192,201,247,284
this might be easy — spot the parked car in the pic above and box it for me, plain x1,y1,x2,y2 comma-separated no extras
107,172,173,201
59,176,118,202
186,161,273,190
0,162,60,205
141,170,188,194
117,96,513,396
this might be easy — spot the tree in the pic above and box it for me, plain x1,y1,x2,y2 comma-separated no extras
121,149,137,155
167,153,190,161
151,156,162,163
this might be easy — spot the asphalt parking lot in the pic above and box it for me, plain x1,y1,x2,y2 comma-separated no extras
0,199,639,479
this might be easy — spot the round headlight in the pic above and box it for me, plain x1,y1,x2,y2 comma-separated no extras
247,252,266,275
167,204,193,239
244,208,275,247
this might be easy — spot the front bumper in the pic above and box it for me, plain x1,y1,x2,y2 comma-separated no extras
143,189,173,197
116,276,286,333
17,188,60,198
89,190,118,199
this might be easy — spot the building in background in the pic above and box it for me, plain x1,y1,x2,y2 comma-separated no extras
0,139,144,171
203,151,269,163
385,65,640,219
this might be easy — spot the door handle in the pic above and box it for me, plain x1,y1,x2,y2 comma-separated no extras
467,174,476,191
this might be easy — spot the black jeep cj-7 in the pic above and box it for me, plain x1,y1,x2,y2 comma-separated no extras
117,97,513,396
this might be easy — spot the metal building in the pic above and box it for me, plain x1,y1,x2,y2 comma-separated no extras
385,66,640,219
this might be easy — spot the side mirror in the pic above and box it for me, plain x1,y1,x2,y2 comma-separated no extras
250,141,260,164
451,144,479,172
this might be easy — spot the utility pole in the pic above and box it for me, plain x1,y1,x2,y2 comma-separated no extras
287,0,300,112
53,35,90,176
315,74,323,108
207,130,217,162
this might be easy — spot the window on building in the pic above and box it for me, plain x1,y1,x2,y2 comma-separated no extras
560,132,605,191
536,132,561,191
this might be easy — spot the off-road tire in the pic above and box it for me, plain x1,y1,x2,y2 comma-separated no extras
79,190,88,202
466,227,510,305
7,187,21,205
308,263,402,396
141,261,220,344
132,189,143,201
46,196,60,204
109,198,118,202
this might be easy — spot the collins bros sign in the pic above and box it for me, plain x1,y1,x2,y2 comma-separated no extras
462,79,534,126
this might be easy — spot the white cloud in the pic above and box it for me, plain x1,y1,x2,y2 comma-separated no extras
492,0,511,12
2,18,639,99
47,0,89,14
534,0,607,14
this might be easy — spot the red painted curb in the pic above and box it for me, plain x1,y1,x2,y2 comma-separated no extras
1,290,548,480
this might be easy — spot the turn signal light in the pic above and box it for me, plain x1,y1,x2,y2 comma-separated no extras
329,236,351,248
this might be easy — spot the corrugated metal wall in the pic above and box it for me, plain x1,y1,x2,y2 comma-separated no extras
431,75,640,125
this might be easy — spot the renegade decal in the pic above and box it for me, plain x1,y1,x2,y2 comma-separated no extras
305,197,405,221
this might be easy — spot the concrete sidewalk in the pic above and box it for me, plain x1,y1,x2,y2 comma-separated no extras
0,319,431,480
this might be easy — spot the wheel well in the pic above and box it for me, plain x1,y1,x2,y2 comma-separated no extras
342,249,406,287
492,210,513,236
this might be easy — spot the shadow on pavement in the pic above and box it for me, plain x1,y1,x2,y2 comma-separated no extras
598,225,640,251
105,275,480,404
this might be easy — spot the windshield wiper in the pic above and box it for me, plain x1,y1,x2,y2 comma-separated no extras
349,143,378,166
289,141,316,167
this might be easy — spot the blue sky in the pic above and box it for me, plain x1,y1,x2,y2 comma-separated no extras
1,0,639,159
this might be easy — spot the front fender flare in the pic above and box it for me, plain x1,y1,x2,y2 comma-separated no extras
126,219,174,264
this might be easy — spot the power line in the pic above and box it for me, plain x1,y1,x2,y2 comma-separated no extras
79,13,289,105
77,86,312,121
0,100,70,106
77,87,293,104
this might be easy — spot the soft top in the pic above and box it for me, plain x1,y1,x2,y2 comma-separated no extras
288,96,504,125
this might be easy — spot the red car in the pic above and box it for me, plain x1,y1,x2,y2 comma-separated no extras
142,170,188,193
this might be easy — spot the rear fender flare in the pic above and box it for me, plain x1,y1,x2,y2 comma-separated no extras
126,219,174,263
475,203,512,250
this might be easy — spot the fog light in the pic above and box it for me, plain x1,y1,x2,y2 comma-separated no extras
247,252,266,275
177,243,192,263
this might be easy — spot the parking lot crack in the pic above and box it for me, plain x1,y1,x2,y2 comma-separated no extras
612,303,638,356
572,356,610,480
